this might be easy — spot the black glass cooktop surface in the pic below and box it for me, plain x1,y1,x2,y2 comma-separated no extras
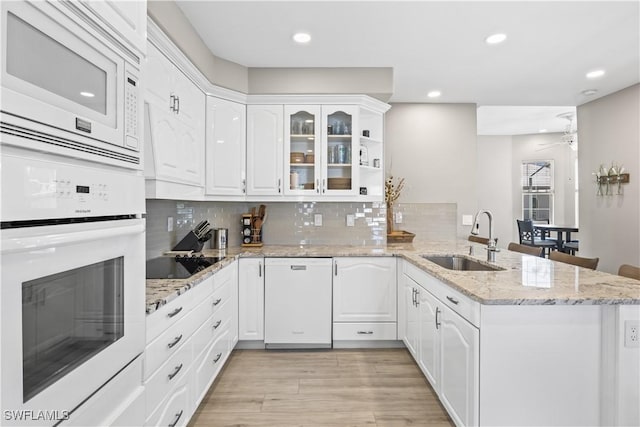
146,256,224,279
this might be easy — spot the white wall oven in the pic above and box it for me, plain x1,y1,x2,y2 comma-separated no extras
0,147,145,426
0,0,142,170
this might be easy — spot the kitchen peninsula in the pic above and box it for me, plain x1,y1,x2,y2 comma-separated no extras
145,240,640,427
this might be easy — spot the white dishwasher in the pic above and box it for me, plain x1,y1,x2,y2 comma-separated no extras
264,258,332,348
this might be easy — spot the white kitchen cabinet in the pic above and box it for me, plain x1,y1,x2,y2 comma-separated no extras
332,257,396,323
264,258,332,347
402,278,419,358
205,96,247,196
402,261,479,427
77,0,147,55
284,105,359,197
246,105,284,196
238,258,265,341
144,42,205,197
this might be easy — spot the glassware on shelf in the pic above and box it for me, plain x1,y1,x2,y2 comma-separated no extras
328,146,336,164
337,145,347,164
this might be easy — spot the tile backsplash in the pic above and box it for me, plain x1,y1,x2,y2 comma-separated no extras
145,200,456,259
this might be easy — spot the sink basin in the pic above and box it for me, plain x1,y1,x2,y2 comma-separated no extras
421,255,505,272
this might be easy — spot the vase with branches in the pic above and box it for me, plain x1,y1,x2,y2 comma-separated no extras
385,175,405,233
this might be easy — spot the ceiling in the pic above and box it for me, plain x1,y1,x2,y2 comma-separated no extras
177,1,639,134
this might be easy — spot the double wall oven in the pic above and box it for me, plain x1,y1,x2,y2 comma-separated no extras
1,1,144,425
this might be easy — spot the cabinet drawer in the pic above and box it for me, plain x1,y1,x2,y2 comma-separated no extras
191,299,232,358
214,261,237,290
403,260,479,327
333,322,397,340
145,376,191,427
145,307,199,379
192,329,229,407
145,338,192,418
211,279,232,314
146,276,214,342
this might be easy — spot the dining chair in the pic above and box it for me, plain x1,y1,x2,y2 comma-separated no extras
517,219,557,257
618,264,640,280
549,251,599,270
563,241,579,255
507,242,544,257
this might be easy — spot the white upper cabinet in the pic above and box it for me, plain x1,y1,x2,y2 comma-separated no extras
78,0,147,55
246,105,284,196
284,105,363,198
144,43,205,194
205,96,247,196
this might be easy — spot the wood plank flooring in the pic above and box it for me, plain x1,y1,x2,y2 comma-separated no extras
189,348,454,427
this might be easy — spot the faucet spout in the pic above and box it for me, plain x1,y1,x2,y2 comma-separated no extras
470,209,498,261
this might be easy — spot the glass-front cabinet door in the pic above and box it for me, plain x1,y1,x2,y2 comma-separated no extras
322,106,358,195
284,106,321,195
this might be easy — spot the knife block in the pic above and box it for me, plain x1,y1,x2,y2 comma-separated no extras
173,231,205,252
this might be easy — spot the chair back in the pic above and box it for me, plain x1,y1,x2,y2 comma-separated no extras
549,251,599,270
618,264,640,280
517,219,535,244
507,242,543,257
532,219,550,238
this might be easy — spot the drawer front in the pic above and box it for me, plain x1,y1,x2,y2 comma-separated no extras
145,338,193,418
192,329,229,407
210,279,232,315
333,322,397,340
145,376,191,427
145,307,200,379
191,299,232,358
146,276,214,341
213,261,237,290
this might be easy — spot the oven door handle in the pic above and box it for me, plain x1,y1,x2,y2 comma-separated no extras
1,219,144,254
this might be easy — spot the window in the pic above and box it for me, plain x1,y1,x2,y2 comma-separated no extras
521,161,553,221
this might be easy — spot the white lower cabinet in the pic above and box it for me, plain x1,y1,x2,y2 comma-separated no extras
238,258,265,341
332,257,397,345
402,261,479,427
143,261,238,426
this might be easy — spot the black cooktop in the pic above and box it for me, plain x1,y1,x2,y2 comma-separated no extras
146,256,224,279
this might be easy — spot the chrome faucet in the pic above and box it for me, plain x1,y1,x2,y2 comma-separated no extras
470,209,499,262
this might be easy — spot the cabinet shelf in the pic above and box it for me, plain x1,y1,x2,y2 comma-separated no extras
328,134,352,138
291,134,316,139
328,163,352,168
291,163,314,167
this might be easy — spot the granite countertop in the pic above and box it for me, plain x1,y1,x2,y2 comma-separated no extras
145,241,640,314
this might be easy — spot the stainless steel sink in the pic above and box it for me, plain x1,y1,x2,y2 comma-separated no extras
421,255,505,271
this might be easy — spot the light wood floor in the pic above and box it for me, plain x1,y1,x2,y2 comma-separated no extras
189,348,454,427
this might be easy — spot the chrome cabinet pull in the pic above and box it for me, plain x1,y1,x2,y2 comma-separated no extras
168,363,183,380
316,179,320,193
435,307,441,329
175,95,180,114
412,288,416,306
169,94,175,112
322,178,326,193
334,261,338,276
213,353,222,363
167,334,183,349
213,298,222,306
242,178,246,193
259,261,262,277
357,331,374,335
291,265,307,271
168,410,183,427
446,296,459,305
213,320,222,329
278,178,281,193
415,289,420,306
167,307,183,318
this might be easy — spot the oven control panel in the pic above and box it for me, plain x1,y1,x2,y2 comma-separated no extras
1,149,145,221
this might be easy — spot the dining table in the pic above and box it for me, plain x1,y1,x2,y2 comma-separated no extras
534,224,579,252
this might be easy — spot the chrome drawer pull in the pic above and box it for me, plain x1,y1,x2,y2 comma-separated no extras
167,334,183,349
213,320,222,329
446,296,459,305
357,331,374,335
213,298,222,306
168,363,183,380
213,353,222,363
168,410,183,427
167,307,183,318
435,307,441,330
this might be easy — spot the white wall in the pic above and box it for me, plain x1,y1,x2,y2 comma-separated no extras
384,103,478,238
577,84,640,274
477,135,513,247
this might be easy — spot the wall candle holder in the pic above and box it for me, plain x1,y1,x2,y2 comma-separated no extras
593,163,629,196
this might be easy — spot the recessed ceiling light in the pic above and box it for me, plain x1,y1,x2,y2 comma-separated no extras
586,69,605,79
539,129,548,133
581,89,598,96
427,91,441,98
80,91,95,98
293,32,311,44
485,33,507,45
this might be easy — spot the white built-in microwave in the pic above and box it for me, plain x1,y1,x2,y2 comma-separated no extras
0,1,142,170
